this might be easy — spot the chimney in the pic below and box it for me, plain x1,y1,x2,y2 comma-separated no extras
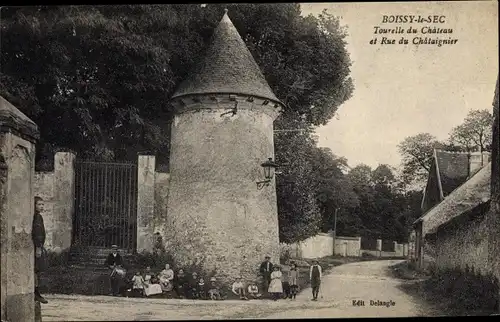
469,151,491,176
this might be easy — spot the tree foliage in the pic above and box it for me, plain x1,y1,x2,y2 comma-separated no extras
449,109,494,152
1,4,355,243
397,133,445,186
0,4,353,166
331,164,422,242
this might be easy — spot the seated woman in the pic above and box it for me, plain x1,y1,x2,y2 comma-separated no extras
143,266,163,297
158,263,174,293
207,277,222,300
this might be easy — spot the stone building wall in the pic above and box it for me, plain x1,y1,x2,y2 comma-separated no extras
487,76,500,289
164,95,281,286
436,212,490,275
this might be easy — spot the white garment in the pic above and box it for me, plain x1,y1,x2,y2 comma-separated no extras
131,275,144,289
268,271,283,293
144,283,163,296
247,285,259,294
232,281,244,294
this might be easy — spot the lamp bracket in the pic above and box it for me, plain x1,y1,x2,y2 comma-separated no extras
256,179,271,190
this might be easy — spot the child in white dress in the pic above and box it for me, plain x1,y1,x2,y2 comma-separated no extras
268,265,283,301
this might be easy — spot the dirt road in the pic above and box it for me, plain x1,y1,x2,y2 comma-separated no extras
42,260,433,320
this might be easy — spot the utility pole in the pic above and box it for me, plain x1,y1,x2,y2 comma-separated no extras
332,207,339,255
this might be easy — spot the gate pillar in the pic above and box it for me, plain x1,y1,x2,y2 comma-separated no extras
1,96,39,322
136,155,156,253
53,152,75,253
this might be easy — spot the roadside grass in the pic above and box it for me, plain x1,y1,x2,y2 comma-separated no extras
389,260,499,316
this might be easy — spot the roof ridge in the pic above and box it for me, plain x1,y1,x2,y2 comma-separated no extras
171,10,282,105
435,149,491,155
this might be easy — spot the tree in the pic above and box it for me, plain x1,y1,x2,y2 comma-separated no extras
397,133,445,185
371,164,396,186
449,109,494,153
309,147,359,233
1,4,353,167
1,5,355,243
275,116,322,243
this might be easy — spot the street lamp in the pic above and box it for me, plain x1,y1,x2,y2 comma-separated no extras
256,158,279,190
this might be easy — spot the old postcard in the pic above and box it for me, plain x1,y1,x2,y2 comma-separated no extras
0,2,499,321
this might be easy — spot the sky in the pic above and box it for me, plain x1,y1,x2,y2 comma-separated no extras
300,1,498,169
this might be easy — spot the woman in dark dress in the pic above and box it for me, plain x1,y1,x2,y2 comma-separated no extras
175,269,188,298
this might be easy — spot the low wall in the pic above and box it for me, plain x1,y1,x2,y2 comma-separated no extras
280,234,408,259
335,236,361,257
360,241,407,258
436,212,489,275
298,233,334,259
281,234,362,259
33,152,75,253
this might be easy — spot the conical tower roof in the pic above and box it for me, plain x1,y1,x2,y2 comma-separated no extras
171,10,282,104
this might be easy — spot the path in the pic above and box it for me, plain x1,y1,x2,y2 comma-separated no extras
265,259,431,318
41,260,433,320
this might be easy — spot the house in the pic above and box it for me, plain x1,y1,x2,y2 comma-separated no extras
413,149,491,269
487,76,499,298
425,163,491,274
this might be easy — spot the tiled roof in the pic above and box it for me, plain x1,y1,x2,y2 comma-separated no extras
434,150,470,196
418,150,470,216
421,162,491,235
171,11,282,104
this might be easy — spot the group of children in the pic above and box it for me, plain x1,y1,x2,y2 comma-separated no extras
129,264,228,300
126,262,303,301
124,256,321,301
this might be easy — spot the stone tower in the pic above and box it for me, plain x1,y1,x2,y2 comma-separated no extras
165,10,283,285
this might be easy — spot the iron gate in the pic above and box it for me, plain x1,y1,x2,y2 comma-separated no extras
73,160,138,253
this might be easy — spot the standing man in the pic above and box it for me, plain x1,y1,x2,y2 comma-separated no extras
309,259,322,301
259,255,273,293
32,196,48,304
106,245,124,296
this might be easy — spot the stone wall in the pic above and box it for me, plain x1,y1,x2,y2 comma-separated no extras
1,96,39,322
134,155,171,253
136,155,156,253
281,234,407,259
153,171,170,238
436,212,489,275
487,76,500,306
360,240,407,258
33,152,75,253
280,234,407,259
335,236,362,257
296,233,334,258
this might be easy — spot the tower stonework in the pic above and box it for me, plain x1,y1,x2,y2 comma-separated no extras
164,11,283,285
